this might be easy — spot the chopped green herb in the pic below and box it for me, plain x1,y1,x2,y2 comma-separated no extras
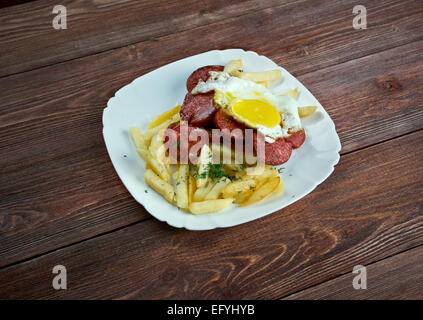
206,163,227,182
145,190,148,193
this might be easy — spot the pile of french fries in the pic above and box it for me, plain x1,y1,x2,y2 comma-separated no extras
130,115,284,214
129,59,317,215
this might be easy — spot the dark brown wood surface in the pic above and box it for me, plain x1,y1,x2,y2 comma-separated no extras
284,245,423,299
0,130,422,299
0,0,422,299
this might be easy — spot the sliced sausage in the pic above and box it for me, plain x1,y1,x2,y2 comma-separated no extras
253,132,292,165
212,109,245,141
164,122,209,163
265,138,292,165
180,92,217,127
285,129,306,149
213,109,245,131
186,65,224,92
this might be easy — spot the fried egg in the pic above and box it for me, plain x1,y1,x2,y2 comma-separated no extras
192,72,302,141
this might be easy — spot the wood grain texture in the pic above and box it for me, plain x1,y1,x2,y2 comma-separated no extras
0,0,291,77
284,245,423,299
299,41,423,154
0,0,35,10
0,130,422,299
0,36,422,267
0,0,422,77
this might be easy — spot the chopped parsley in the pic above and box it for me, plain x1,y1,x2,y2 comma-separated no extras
193,163,241,182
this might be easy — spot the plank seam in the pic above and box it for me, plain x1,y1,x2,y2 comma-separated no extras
0,217,150,271
278,243,423,300
0,6,422,80
0,0,305,80
341,127,423,156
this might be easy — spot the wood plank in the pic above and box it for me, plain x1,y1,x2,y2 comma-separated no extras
0,0,422,77
284,245,423,299
0,130,422,299
0,0,291,77
0,1,34,10
1,38,422,268
299,41,423,153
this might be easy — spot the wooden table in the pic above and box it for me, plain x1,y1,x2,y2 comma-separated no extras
0,0,422,300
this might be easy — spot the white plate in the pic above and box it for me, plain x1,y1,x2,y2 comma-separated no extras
103,49,341,230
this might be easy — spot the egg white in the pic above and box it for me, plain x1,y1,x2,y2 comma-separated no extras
192,71,302,141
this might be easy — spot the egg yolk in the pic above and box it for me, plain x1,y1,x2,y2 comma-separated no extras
231,99,281,128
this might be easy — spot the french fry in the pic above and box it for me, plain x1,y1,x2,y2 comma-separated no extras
298,106,317,118
188,175,196,204
224,59,243,76
273,179,285,196
233,190,253,204
175,164,189,209
240,176,280,207
189,198,234,215
223,163,246,177
149,156,170,182
143,113,180,143
196,144,212,188
149,129,167,165
281,88,298,99
172,168,179,181
254,167,280,189
130,127,150,161
193,181,215,202
204,177,231,200
130,127,148,150
144,169,174,204
248,166,279,182
236,69,282,82
134,144,170,182
222,178,256,198
147,105,181,129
